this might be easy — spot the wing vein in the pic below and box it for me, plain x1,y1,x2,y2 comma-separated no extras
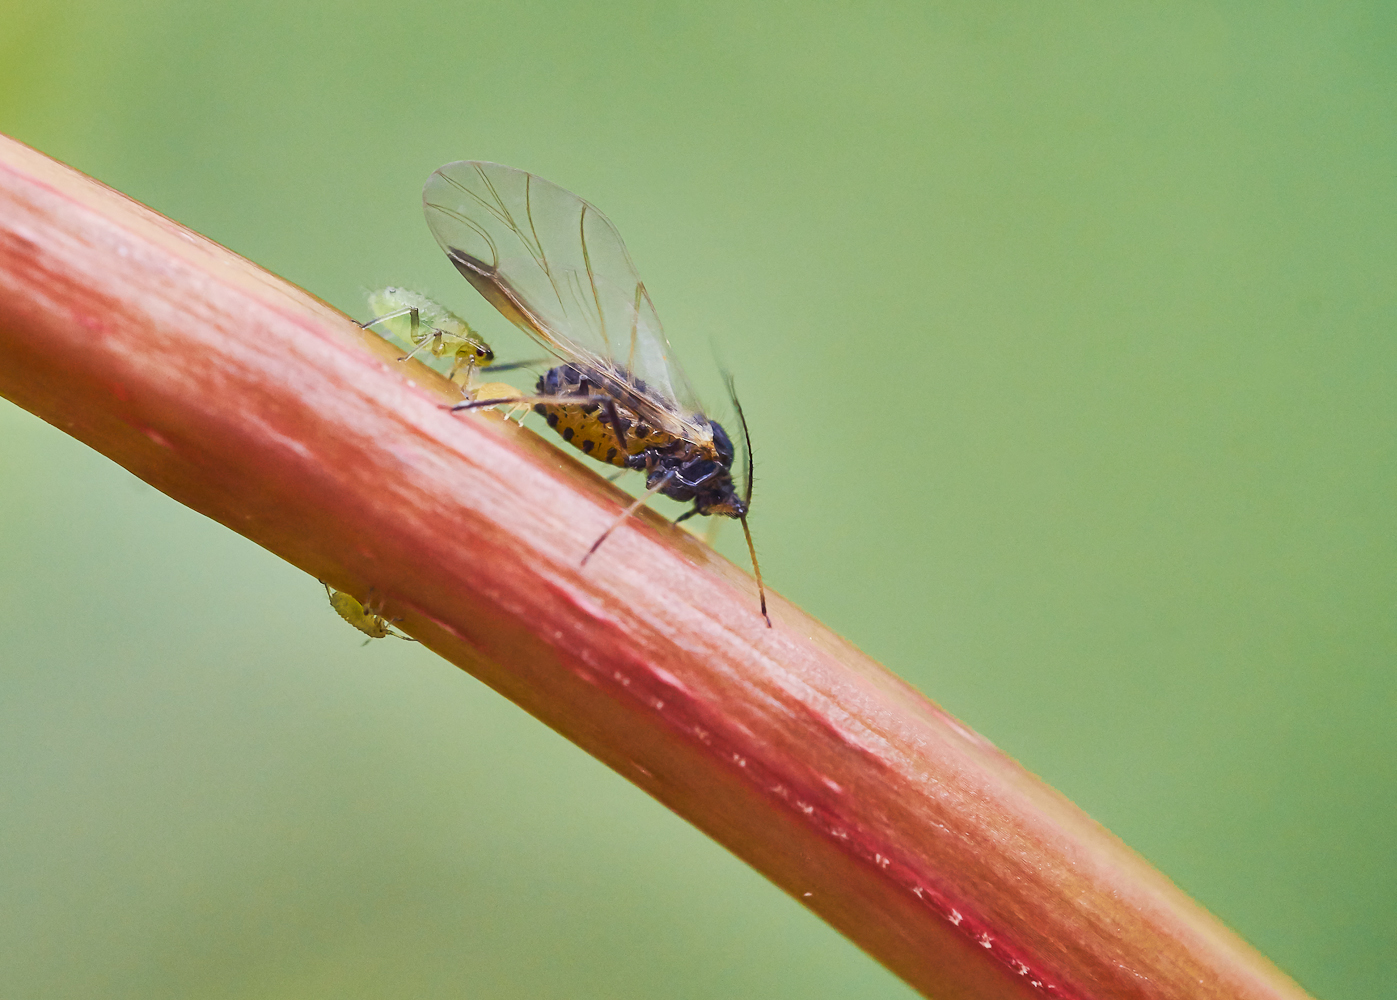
422,160,710,440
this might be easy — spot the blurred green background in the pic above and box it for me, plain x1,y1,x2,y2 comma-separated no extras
2,2,1393,997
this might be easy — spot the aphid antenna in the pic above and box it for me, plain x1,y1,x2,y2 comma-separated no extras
720,369,756,509
739,514,771,628
725,373,771,628
482,357,551,374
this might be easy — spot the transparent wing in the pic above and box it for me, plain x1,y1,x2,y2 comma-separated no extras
423,161,704,426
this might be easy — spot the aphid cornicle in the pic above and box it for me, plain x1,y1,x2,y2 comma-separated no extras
423,160,770,627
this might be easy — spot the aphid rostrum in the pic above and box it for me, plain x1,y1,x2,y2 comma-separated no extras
423,161,769,626
322,582,417,645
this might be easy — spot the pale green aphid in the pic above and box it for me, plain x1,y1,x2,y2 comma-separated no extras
321,581,416,645
363,286,495,385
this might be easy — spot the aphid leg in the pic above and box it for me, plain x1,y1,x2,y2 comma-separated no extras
362,305,437,362
485,397,527,423
459,383,528,422
399,326,449,363
458,356,547,420
359,305,417,330
364,591,418,642
581,471,677,566
675,508,723,546
449,394,594,413
600,397,631,456
448,355,478,387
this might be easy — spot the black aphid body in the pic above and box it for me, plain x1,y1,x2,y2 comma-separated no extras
533,363,746,520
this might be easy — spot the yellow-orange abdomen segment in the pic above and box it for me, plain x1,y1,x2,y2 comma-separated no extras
535,401,680,469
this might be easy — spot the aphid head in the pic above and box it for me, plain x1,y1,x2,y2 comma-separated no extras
668,419,744,517
457,341,495,366
699,492,747,519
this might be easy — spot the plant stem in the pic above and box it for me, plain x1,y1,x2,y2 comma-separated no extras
0,133,1311,1000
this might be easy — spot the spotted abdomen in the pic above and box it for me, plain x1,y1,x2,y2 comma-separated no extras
534,365,680,469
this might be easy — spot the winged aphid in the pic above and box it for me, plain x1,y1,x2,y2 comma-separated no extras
423,161,770,627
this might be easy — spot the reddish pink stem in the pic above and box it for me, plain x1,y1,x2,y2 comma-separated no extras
0,134,1310,1000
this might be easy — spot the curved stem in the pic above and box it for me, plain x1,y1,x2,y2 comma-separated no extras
0,133,1311,1000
